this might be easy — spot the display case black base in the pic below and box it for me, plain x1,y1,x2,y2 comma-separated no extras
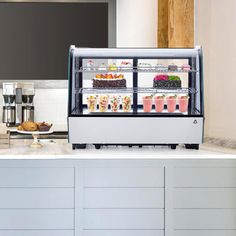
169,144,177,150
71,143,200,150
185,144,199,150
72,144,86,149
93,144,179,149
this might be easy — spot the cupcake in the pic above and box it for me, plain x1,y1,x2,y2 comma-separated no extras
37,122,52,131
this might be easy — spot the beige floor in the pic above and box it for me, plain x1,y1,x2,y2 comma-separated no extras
0,139,235,158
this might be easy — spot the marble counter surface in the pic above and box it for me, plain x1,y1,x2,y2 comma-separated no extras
0,139,235,159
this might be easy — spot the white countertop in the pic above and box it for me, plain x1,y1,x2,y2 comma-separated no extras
0,139,235,159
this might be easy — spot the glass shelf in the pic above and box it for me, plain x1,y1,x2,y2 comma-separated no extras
77,67,198,73
80,108,188,115
78,87,197,94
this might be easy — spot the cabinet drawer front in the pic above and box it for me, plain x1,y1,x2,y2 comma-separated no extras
174,188,236,208
84,188,164,208
84,168,164,187
0,230,74,236
174,168,236,187
84,209,164,230
0,188,74,208
84,230,164,236
0,168,74,187
0,209,74,230
174,230,236,236
174,209,236,229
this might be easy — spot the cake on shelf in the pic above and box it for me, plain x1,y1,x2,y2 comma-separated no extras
153,74,181,88
168,64,178,71
93,74,126,88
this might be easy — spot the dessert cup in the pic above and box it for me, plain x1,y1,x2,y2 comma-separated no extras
87,96,97,112
166,96,177,113
99,95,109,112
122,95,132,112
142,96,153,112
110,95,120,112
154,96,165,112
178,96,189,113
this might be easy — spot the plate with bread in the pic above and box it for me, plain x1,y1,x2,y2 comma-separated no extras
17,121,53,148
17,121,53,134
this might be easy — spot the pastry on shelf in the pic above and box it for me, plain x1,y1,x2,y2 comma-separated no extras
138,62,153,71
119,61,132,70
109,63,117,71
98,63,106,71
168,64,178,71
181,64,191,71
93,74,126,88
153,74,181,88
86,60,94,70
37,122,52,131
155,64,167,71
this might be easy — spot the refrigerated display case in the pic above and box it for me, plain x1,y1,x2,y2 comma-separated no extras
68,46,204,150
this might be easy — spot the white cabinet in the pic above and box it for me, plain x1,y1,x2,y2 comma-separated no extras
173,167,236,236
0,160,236,236
0,166,74,236
82,167,165,236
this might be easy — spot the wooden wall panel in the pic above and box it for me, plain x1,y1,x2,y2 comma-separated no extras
158,0,169,48
158,0,194,48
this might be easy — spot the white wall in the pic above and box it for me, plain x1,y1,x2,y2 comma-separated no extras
196,0,236,141
117,0,157,47
0,88,68,130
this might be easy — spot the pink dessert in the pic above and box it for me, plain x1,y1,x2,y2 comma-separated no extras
178,95,189,113
182,64,191,71
142,96,153,112
154,95,165,112
166,95,177,113
154,74,168,81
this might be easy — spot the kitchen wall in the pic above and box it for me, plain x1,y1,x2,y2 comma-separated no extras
116,0,157,47
0,84,68,131
196,0,236,141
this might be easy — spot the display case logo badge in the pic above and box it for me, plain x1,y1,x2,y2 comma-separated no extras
193,120,198,124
